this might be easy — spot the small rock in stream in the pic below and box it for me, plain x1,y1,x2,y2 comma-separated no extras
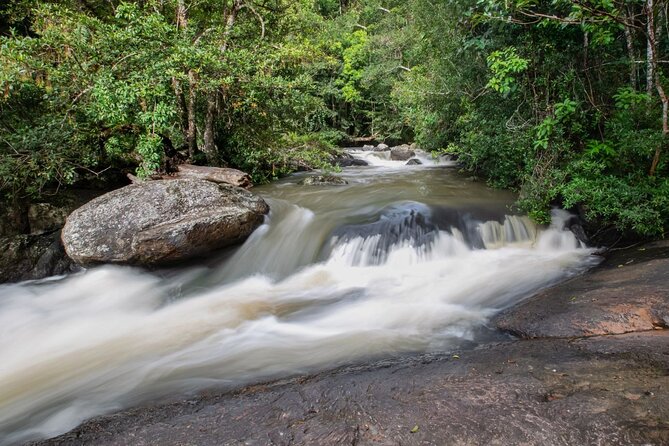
299,175,349,186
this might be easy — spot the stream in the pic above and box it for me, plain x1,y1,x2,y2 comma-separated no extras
0,149,599,445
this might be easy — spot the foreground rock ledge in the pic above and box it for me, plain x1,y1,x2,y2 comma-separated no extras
34,332,669,446
61,179,269,266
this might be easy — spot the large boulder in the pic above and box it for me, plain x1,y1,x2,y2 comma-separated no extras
390,144,415,161
62,179,269,266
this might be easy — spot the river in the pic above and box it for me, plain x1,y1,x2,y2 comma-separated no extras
0,150,598,444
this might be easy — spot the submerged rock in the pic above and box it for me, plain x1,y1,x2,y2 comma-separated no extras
61,179,269,266
406,158,422,165
390,144,415,161
325,202,440,266
299,175,348,186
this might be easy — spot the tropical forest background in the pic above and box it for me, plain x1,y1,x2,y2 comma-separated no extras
1,0,668,240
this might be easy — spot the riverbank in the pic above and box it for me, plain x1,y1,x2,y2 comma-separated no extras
33,241,669,446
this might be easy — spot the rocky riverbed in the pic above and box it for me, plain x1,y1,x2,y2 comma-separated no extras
33,241,669,446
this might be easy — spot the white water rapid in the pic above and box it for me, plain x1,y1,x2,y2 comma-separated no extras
0,153,598,444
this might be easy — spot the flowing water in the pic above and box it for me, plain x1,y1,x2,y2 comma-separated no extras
0,150,599,444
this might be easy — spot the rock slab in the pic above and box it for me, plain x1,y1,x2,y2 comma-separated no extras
494,240,669,338
61,179,269,266
35,332,669,446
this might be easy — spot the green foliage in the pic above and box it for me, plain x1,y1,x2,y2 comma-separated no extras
0,0,342,199
340,30,369,103
486,47,529,96
136,134,163,178
227,131,338,183
382,0,669,238
558,162,669,236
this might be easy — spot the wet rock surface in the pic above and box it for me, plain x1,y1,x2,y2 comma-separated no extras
35,332,669,446
61,179,269,266
494,240,669,338
32,241,669,446
327,201,437,263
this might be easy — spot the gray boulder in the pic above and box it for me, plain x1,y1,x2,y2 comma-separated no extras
62,179,269,266
374,143,390,152
406,158,423,165
362,144,375,150
390,145,415,161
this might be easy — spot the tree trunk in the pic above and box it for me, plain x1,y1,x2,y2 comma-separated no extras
624,14,637,89
175,0,193,156
583,30,589,68
648,0,668,176
176,0,187,30
203,95,218,165
206,0,243,165
220,0,243,53
647,0,656,95
187,69,198,159
172,77,188,136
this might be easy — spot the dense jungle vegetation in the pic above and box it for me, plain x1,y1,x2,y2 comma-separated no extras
1,0,668,239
